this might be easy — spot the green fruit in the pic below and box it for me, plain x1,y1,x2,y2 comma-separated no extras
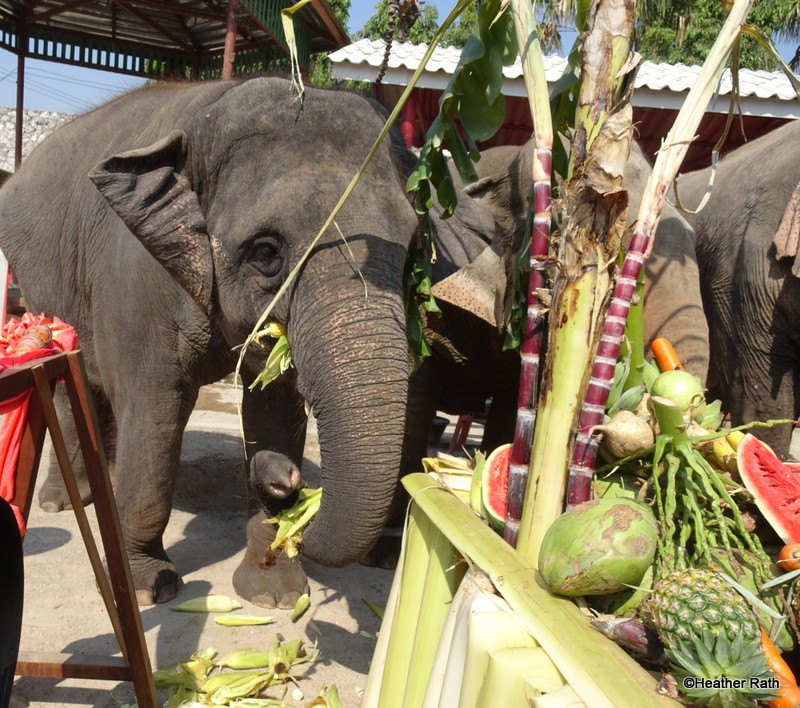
650,369,706,418
538,498,657,596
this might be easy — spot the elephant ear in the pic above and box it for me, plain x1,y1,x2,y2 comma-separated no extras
88,130,214,314
432,243,506,331
774,180,800,278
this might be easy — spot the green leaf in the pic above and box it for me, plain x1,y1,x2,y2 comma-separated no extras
250,334,293,390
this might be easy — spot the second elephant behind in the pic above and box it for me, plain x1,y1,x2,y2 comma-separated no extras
400,139,709,480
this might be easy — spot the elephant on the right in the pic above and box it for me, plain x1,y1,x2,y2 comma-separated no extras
675,119,800,459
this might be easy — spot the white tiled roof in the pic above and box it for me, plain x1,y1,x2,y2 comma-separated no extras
330,39,800,118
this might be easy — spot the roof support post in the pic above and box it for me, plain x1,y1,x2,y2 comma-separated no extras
14,24,26,169
223,0,240,80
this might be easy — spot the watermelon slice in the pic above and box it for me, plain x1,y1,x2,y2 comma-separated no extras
482,443,511,531
737,433,800,543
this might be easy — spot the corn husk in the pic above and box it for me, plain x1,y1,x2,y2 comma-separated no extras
267,488,322,557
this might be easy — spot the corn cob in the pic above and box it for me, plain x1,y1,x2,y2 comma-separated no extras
171,594,243,613
216,649,272,670
291,593,310,622
214,614,275,626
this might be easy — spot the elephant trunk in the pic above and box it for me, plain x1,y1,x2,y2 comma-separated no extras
291,281,409,567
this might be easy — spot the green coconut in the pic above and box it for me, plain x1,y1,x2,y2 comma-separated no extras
538,498,658,597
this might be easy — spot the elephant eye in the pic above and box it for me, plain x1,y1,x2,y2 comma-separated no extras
247,235,284,279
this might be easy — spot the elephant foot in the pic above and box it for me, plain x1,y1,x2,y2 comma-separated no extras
38,474,92,513
233,552,309,610
128,554,181,606
360,530,402,570
233,510,309,610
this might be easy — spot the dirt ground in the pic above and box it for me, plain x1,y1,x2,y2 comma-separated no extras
9,381,474,708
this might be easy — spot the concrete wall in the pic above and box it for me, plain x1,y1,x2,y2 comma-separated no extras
0,107,74,173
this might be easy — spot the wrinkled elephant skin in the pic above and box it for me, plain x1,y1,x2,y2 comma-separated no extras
0,78,418,606
676,120,800,459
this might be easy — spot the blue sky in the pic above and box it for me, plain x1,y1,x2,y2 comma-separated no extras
0,1,793,114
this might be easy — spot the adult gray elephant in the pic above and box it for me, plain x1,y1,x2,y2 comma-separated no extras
397,139,709,474
0,77,419,607
675,119,800,459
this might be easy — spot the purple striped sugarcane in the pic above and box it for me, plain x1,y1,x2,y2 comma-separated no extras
504,147,551,547
502,0,554,548
566,230,648,506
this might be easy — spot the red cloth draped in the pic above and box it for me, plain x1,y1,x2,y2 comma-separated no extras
0,314,79,535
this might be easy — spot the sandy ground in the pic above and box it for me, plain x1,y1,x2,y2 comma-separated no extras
9,381,478,708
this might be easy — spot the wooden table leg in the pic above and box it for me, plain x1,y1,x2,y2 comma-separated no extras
62,352,158,707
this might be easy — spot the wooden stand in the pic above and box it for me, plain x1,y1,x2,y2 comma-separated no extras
6,350,157,707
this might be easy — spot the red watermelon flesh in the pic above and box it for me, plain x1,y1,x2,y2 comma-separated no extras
737,433,800,544
482,443,511,531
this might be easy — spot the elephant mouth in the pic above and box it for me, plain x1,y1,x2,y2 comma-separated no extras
249,450,304,512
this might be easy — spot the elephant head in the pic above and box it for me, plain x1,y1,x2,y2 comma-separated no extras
428,139,708,380
89,79,419,568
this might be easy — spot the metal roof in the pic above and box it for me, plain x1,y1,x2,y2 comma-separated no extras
331,38,800,120
0,1,350,79
331,38,799,171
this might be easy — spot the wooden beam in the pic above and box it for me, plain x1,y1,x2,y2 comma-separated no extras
16,653,131,681
223,0,239,80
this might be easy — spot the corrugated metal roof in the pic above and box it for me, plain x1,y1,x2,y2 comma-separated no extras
331,38,800,117
0,1,350,79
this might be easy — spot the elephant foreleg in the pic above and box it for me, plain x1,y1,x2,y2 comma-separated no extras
112,379,196,606
233,372,310,609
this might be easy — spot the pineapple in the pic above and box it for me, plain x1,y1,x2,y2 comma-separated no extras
643,568,779,707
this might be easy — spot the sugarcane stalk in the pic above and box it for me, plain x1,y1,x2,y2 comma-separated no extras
503,0,555,548
515,0,635,563
565,0,757,507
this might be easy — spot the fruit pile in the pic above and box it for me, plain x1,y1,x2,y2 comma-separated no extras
435,339,800,707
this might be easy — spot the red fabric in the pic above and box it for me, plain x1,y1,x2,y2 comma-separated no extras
0,314,79,535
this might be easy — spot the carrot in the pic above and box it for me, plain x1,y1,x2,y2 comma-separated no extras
768,681,800,708
778,543,800,572
762,629,800,708
651,337,684,372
